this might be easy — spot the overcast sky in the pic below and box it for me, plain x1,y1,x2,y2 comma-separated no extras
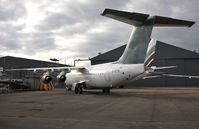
0,0,199,65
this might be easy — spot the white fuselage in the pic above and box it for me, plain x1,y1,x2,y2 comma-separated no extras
65,63,145,89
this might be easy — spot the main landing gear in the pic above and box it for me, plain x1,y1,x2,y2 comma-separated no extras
66,85,72,91
102,89,110,94
70,83,83,94
68,83,111,94
75,84,83,94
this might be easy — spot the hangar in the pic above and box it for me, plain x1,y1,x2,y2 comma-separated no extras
0,56,68,79
0,56,68,90
91,41,199,86
0,41,199,87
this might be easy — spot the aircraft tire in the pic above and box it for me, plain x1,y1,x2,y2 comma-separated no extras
107,89,110,93
75,85,83,94
102,89,110,94
79,87,83,94
75,86,79,94
66,86,71,91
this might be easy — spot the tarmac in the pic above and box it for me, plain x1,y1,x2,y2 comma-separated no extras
1,87,199,129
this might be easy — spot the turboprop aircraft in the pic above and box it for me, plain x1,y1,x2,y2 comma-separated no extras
6,9,199,94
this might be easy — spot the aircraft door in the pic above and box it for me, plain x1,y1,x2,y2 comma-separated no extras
104,70,111,82
90,76,96,86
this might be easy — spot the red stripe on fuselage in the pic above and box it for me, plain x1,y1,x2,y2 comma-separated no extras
144,52,155,67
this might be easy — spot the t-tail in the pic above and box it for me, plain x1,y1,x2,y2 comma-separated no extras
101,9,195,66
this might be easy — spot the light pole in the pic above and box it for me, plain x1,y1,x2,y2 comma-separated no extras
74,58,90,67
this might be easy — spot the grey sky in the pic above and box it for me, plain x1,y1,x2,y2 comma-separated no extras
0,0,198,64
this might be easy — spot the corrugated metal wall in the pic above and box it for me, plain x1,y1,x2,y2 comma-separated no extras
0,56,68,79
91,41,199,86
127,58,199,86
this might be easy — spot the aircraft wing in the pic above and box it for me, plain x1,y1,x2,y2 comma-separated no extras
143,66,199,79
5,66,87,73
162,74,199,79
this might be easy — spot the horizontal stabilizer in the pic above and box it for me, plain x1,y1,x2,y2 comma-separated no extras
163,74,199,79
101,8,195,27
142,75,161,79
101,8,149,26
154,16,195,27
150,66,177,70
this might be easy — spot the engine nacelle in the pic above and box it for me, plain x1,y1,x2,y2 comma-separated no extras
57,71,66,82
65,68,71,73
41,72,52,84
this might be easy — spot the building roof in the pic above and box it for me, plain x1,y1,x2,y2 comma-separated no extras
91,41,199,65
91,45,126,63
0,56,69,69
155,41,199,59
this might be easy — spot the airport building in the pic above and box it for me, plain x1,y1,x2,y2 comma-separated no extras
91,41,199,86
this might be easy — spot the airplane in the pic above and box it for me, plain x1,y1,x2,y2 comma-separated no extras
6,8,199,94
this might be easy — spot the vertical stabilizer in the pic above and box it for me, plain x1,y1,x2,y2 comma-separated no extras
118,18,154,64
101,8,195,65
144,39,157,66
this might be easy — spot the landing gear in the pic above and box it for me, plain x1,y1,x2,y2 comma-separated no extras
118,85,124,88
74,84,83,94
102,89,110,94
66,85,72,91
